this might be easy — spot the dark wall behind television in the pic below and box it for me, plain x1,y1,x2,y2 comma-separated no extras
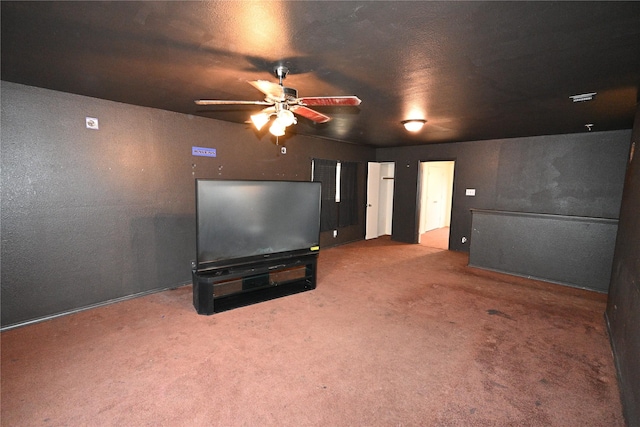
1,82,374,327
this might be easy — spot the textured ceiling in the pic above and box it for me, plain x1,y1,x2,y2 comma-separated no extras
2,1,640,147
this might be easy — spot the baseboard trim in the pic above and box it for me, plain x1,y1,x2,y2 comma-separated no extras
1,281,191,332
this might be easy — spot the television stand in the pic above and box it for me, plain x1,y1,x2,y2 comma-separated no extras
192,253,318,314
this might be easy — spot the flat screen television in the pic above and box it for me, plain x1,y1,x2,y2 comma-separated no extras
195,179,321,273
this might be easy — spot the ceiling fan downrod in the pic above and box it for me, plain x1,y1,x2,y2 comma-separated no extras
274,66,289,86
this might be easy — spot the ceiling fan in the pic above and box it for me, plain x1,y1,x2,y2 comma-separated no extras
195,66,361,136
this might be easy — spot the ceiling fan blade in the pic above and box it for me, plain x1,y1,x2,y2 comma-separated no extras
248,80,285,101
290,105,331,124
195,100,272,106
298,96,362,106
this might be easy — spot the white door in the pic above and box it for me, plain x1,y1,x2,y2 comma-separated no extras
418,163,429,234
424,165,446,231
365,162,381,239
366,162,395,239
378,163,395,235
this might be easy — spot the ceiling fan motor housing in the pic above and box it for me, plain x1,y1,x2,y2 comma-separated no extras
283,87,298,102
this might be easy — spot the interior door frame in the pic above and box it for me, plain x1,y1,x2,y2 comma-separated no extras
417,159,456,247
366,161,395,240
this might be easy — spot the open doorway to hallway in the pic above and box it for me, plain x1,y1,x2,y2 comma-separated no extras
418,161,455,249
365,162,395,240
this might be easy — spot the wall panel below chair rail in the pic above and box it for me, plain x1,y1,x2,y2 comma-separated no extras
469,209,618,292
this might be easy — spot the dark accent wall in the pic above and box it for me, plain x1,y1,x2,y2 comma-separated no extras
606,105,640,427
469,210,618,292
376,130,631,252
1,82,374,328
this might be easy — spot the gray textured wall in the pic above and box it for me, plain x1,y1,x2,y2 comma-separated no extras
376,130,632,251
469,210,618,292
1,82,374,327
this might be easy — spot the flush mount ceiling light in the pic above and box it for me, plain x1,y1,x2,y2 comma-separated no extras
569,92,597,102
402,119,427,132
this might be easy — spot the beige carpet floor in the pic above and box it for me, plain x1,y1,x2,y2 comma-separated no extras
1,237,624,426
420,226,450,250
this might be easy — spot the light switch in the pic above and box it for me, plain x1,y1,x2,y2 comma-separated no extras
465,188,476,196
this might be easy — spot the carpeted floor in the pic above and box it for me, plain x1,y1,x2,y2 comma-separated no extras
1,237,624,426
420,226,450,249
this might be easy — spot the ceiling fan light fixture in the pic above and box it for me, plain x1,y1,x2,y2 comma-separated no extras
196,68,360,137
276,109,296,127
402,119,427,132
269,120,286,137
250,112,271,131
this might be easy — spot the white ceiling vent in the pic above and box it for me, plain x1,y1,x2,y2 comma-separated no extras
569,92,597,102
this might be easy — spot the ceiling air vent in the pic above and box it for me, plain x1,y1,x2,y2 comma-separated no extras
569,92,596,102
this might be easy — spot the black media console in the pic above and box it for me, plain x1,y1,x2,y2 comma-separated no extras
192,253,318,314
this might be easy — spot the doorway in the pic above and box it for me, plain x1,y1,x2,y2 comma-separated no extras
365,162,395,239
418,161,455,249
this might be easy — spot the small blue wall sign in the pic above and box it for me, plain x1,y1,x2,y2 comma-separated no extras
192,146,217,157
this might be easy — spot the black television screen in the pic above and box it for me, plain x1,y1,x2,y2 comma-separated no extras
195,179,321,272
